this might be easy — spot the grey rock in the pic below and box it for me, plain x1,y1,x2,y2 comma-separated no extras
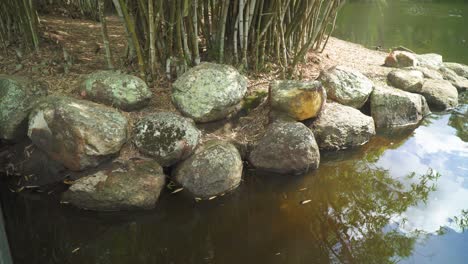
439,67,468,92
133,112,201,166
311,102,375,150
172,63,247,122
319,66,374,108
407,66,444,80
62,160,166,211
28,96,128,171
80,71,152,111
249,121,320,174
0,75,48,140
394,51,418,67
443,62,468,79
269,80,326,121
420,79,458,110
173,140,243,198
416,53,443,69
387,69,424,92
370,86,430,128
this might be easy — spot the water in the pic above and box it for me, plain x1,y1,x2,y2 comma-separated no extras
334,0,468,64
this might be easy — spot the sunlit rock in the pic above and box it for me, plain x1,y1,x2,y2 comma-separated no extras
27,96,128,171
443,62,468,79
80,71,152,111
0,75,48,141
439,66,468,92
269,80,326,121
310,102,375,150
62,159,166,211
249,121,320,174
385,51,418,68
387,69,424,92
173,140,243,198
172,62,247,122
319,66,373,108
133,112,200,167
416,53,443,69
420,79,458,110
370,85,430,129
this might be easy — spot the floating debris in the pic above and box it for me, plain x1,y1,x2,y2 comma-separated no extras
300,200,312,205
208,196,217,200
63,179,75,185
72,247,80,253
299,188,307,191
171,188,184,194
60,201,70,204
194,197,202,202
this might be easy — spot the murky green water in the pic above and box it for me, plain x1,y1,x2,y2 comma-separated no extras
334,0,468,64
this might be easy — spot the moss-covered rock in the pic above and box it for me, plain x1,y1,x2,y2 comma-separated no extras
0,75,48,141
249,121,320,174
319,66,373,109
173,140,243,198
28,96,128,171
62,159,166,211
310,102,375,150
443,62,468,79
269,80,326,121
172,62,247,122
80,71,152,111
133,112,200,166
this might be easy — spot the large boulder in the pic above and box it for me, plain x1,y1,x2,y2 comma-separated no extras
443,62,468,79
133,112,201,166
319,66,373,108
439,67,468,92
62,160,166,211
0,75,48,140
420,79,458,110
28,96,128,171
80,71,152,111
173,140,243,198
269,80,326,121
387,69,424,92
370,86,430,128
416,53,443,69
249,121,320,174
385,51,418,68
406,66,443,80
310,102,375,150
172,63,248,122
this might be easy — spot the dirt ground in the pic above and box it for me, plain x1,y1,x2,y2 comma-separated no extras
0,14,390,147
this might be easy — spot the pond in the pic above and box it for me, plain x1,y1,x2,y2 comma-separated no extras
334,0,468,65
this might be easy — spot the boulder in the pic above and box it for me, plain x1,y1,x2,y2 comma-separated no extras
319,66,374,108
370,86,430,128
406,66,443,80
269,80,326,121
172,62,248,122
420,79,458,110
80,71,152,111
249,121,320,174
133,112,201,166
387,69,424,92
173,140,243,198
396,51,419,67
0,75,48,141
28,96,128,171
310,102,375,150
62,160,166,211
439,67,468,92
443,62,468,79
416,53,443,69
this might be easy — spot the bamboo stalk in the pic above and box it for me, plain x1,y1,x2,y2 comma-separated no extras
98,0,114,69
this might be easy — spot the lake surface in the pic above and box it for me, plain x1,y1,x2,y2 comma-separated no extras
334,0,468,65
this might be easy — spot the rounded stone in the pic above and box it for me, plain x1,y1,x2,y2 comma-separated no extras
173,140,243,198
80,71,152,111
172,62,247,122
133,112,201,166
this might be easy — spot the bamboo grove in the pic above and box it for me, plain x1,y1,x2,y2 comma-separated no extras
1,0,345,78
